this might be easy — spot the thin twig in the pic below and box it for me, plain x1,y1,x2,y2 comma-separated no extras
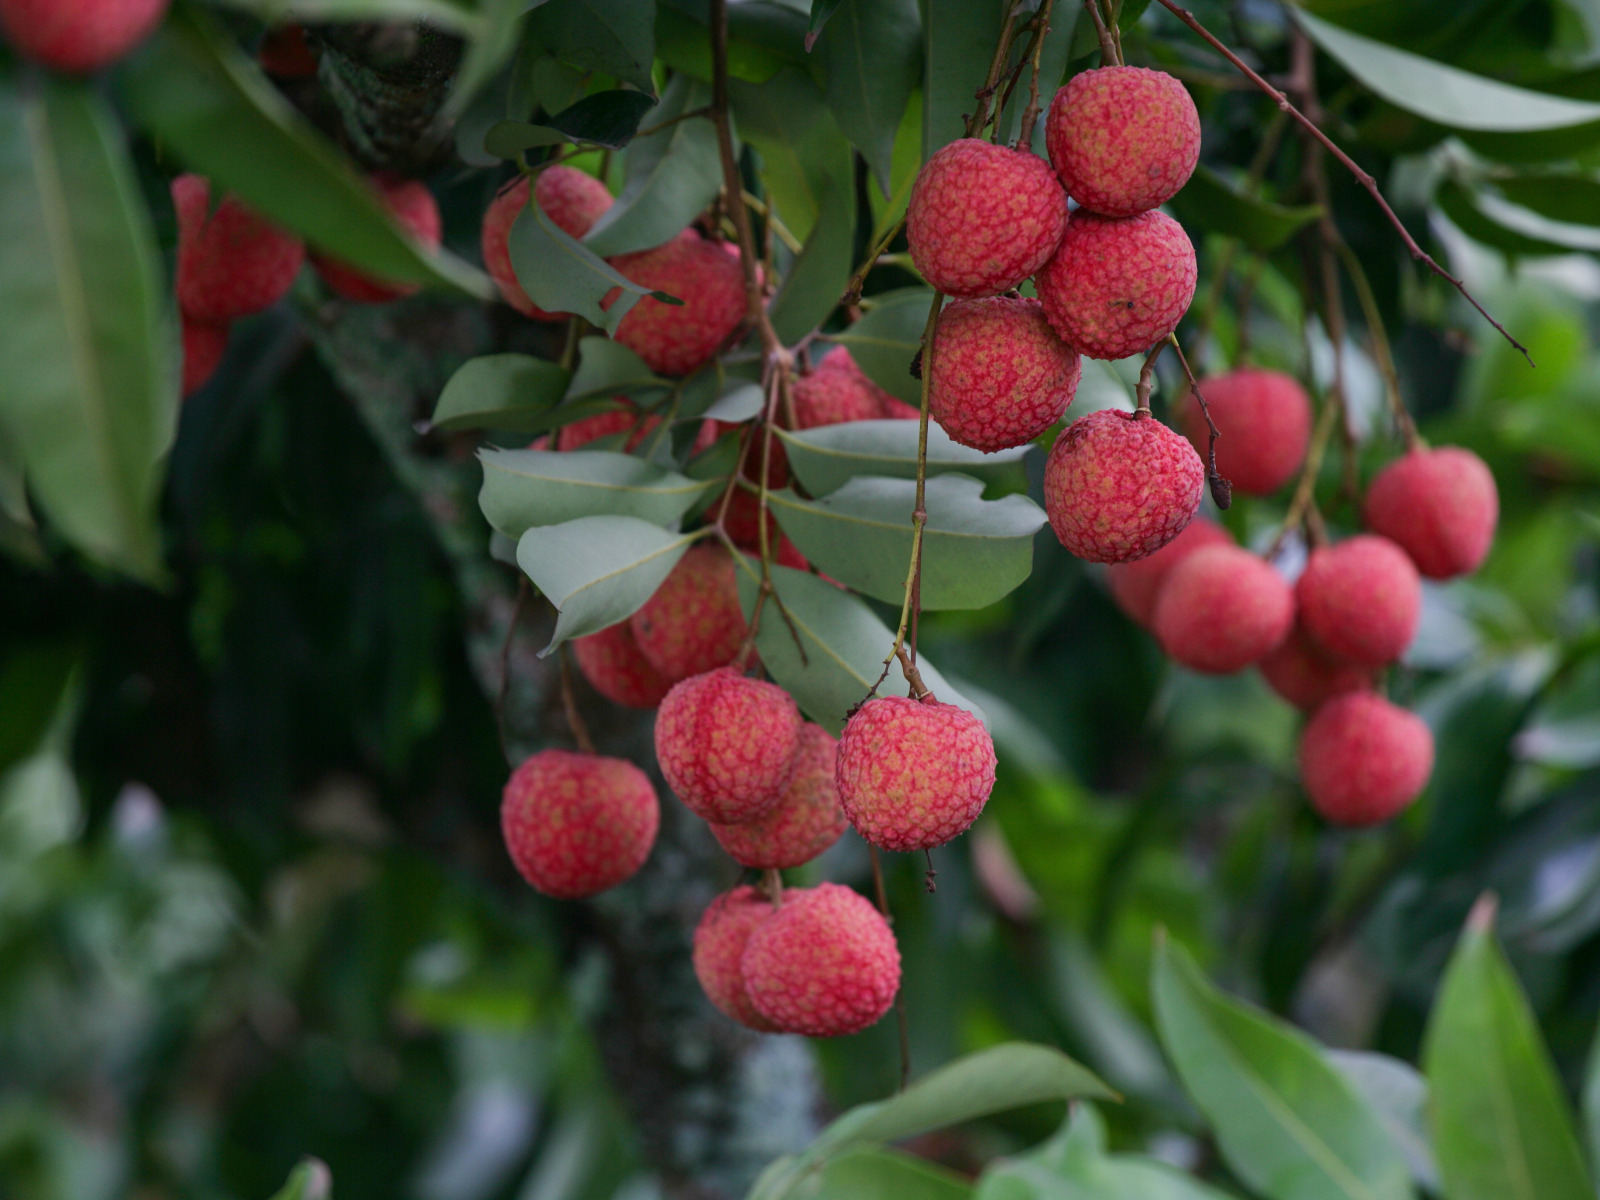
1335,239,1419,450
1168,335,1232,509
740,189,803,255
884,293,946,672
1015,0,1058,148
1084,0,1119,65
1134,341,1164,413
496,578,531,763
1270,394,1340,558
557,645,596,754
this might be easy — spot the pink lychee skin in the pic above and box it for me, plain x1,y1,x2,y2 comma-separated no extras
836,694,996,852
1045,66,1201,218
553,399,666,452
0,0,168,73
1035,210,1197,361
572,622,672,709
1258,623,1373,712
793,345,904,428
693,886,779,1031
500,749,660,898
1297,535,1421,668
653,667,802,825
929,296,1081,452
906,139,1068,299
312,177,441,303
1181,368,1312,497
630,543,748,683
608,231,746,376
1363,446,1499,580
172,175,305,323
481,167,613,319
1043,409,1204,564
1152,545,1294,674
1105,516,1233,627
181,318,228,398
741,883,901,1037
1300,693,1434,826
710,724,846,869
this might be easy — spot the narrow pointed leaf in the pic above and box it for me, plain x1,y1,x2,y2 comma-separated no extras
1323,1052,1437,1192
776,420,1029,495
815,0,921,197
432,354,573,432
768,154,855,343
730,67,846,243
479,447,714,536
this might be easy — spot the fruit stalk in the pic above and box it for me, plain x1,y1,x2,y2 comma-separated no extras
886,291,946,671
1335,240,1420,450
1015,0,1059,147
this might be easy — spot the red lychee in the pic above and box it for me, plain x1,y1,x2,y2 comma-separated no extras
311,176,440,303
1297,535,1420,668
181,318,228,398
554,399,664,452
500,749,659,898
653,667,802,825
836,694,995,852
1152,545,1293,674
1363,446,1498,579
793,345,901,428
692,886,778,1031
608,230,746,377
741,883,901,1037
1043,409,1204,564
710,724,846,869
720,487,809,571
1299,692,1434,826
572,622,672,709
906,138,1067,299
928,296,1080,452
630,543,748,683
0,0,168,73
1105,516,1233,626
1180,368,1311,497
1258,623,1373,711
172,175,305,323
1035,210,1197,361
481,167,613,320
1045,66,1201,218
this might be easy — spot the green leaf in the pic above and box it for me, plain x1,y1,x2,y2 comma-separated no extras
1151,938,1412,1200
488,89,657,154
1585,1025,1600,1181
479,447,714,537
815,1148,972,1199
731,67,848,243
870,87,923,244
1323,1052,1437,1192
1422,899,1592,1200
0,77,174,582
1436,180,1580,258
265,1157,331,1200
830,288,932,403
122,9,492,298
1494,173,1600,226
768,155,855,343
807,0,846,50
527,0,657,95
815,0,922,197
1169,166,1323,253
768,474,1045,610
565,336,669,400
509,201,663,334
216,0,475,29
447,0,533,120
431,354,573,433
699,380,765,423
655,0,809,85
516,517,695,653
923,0,1003,161
775,419,1030,496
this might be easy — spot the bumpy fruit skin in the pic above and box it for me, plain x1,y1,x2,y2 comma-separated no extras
482,168,613,319
1181,368,1311,497
608,231,746,376
630,543,748,682
172,175,305,322
793,346,903,428
836,695,996,852
553,399,665,452
711,724,846,869
181,318,228,398
1300,693,1434,826
929,297,1081,452
906,139,1067,299
1035,210,1196,361
1106,516,1232,626
1045,67,1201,217
1364,446,1498,579
1258,624,1373,711
312,177,441,303
500,749,659,898
654,667,802,825
1297,535,1420,667
572,622,672,709
741,883,901,1037
0,0,168,72
1152,545,1293,674
692,886,779,1031
1043,409,1203,564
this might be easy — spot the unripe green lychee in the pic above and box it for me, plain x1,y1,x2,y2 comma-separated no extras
500,749,659,898
692,886,778,1031
608,230,746,377
481,167,613,320
1045,66,1201,217
1300,693,1433,826
1180,368,1311,496
1105,516,1233,626
929,297,1081,452
710,724,846,869
630,543,748,683
1257,623,1373,712
181,318,228,399
572,622,672,709
173,175,305,323
654,667,802,825
312,176,440,303
1297,535,1420,667
0,0,168,73
1363,446,1498,579
1152,545,1294,674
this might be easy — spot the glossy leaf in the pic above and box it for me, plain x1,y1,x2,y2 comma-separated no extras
509,202,663,334
768,154,855,343
1169,167,1323,253
700,381,765,423
871,87,923,244
527,0,657,95
923,0,1003,160
1323,1052,1437,1192
814,1148,972,1199
431,355,573,433
776,419,1029,495
478,448,713,537
815,0,921,196
730,68,847,243
830,287,934,404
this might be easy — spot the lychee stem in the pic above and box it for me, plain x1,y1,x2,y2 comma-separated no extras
760,868,783,906
1168,335,1232,510
1270,392,1341,559
1335,240,1421,452
1134,342,1164,414
967,1,1030,138
496,577,532,764
1014,0,1059,149
557,645,596,755
1083,0,1122,67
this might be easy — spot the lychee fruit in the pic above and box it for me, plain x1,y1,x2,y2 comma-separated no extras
311,176,440,303
906,138,1067,299
608,230,746,376
1034,210,1197,361
181,318,228,398
0,0,168,73
1258,623,1373,711
1151,545,1293,674
1105,516,1233,626
482,167,613,320
1180,368,1311,496
500,749,659,898
554,399,663,452
1045,66,1201,217
836,694,996,852
630,542,748,682
793,345,901,428
928,296,1081,451
1043,409,1204,564
653,667,802,825
1296,535,1420,667
172,175,305,323
572,622,672,709
710,724,846,869
1363,446,1498,579
1299,693,1434,826
692,886,778,1030
741,883,901,1037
